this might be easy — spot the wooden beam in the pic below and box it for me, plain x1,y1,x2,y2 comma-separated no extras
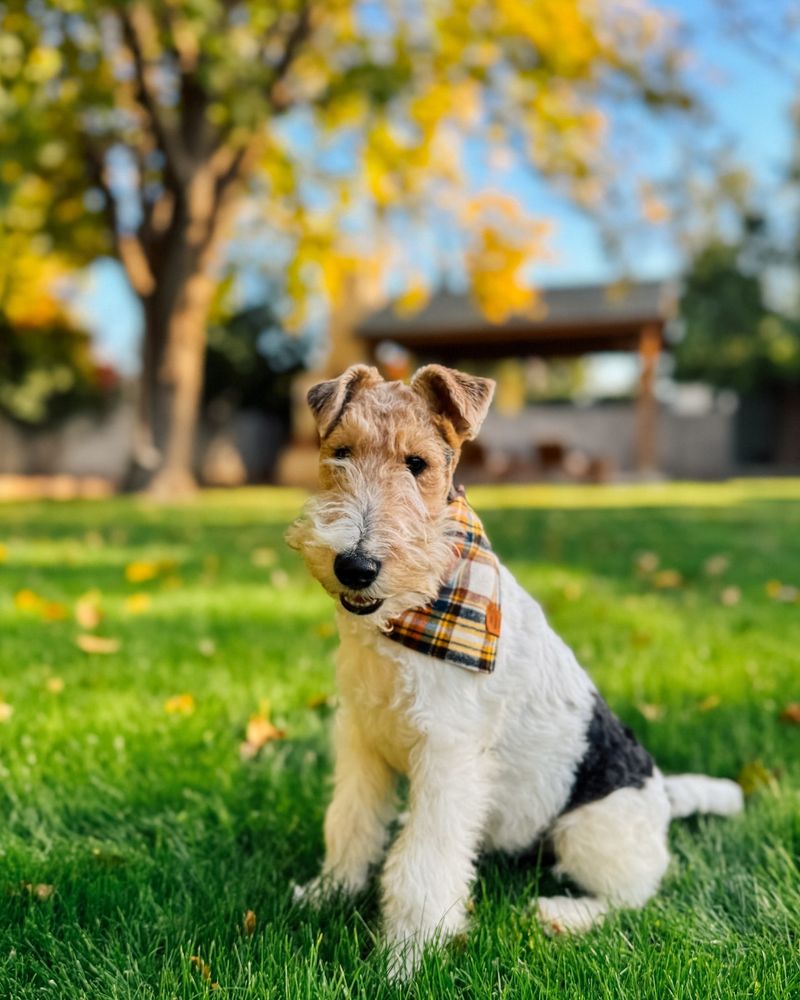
635,323,662,473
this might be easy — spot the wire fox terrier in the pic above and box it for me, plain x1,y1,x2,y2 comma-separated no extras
287,363,743,979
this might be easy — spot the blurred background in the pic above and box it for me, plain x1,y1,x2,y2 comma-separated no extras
1,0,799,499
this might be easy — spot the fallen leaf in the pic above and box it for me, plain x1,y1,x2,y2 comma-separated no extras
704,554,730,576
75,594,103,629
243,909,256,936
251,548,276,568
197,638,216,657
0,543,7,562
245,714,285,749
14,589,42,612
125,560,159,583
190,955,213,982
164,693,195,715
652,569,683,589
270,569,289,589
21,882,54,900
76,634,120,655
720,586,741,606
124,593,151,614
779,703,800,725
562,581,583,601
41,601,69,622
765,579,782,599
45,677,65,694
637,702,665,722
697,694,721,713
635,551,660,574
0,702,13,722
737,760,779,797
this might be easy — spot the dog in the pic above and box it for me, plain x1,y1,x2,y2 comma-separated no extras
287,362,743,979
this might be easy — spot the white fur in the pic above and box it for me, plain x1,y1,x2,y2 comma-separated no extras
292,558,743,977
288,371,743,978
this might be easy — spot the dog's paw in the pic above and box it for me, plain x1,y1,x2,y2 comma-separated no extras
291,875,329,909
532,895,608,936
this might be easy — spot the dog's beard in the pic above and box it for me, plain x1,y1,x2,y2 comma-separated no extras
286,479,456,629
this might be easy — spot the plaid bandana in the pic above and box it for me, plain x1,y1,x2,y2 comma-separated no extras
384,495,502,673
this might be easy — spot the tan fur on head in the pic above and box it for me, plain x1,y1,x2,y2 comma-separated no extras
287,364,496,627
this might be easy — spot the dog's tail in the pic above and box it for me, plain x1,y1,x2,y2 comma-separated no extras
664,774,744,819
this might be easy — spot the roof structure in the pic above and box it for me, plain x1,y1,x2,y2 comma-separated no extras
357,280,677,360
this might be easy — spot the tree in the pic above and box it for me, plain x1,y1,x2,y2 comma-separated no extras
2,0,694,495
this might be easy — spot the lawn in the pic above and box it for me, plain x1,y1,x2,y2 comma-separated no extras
0,481,799,999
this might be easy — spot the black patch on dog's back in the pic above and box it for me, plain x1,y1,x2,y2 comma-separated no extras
562,693,654,814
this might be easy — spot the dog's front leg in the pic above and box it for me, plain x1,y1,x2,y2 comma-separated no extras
380,738,491,980
295,708,395,905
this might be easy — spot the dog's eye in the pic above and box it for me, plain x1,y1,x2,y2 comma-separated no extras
332,446,351,460
405,455,427,477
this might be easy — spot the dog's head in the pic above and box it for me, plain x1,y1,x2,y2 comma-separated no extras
286,364,495,627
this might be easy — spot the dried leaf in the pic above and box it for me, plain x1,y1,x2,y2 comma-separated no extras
637,702,665,722
270,569,289,589
251,548,276,567
737,760,779,797
635,551,660,574
14,589,41,612
779,703,800,725
243,909,256,936
197,638,216,657
765,579,782,599
124,593,151,614
245,714,285,749
76,634,120,655
125,560,159,583
45,677,64,694
0,702,13,722
720,586,741,606
697,694,721,713
190,955,212,980
21,882,54,900
75,594,103,629
652,569,683,589
41,601,69,622
703,554,730,576
164,693,195,715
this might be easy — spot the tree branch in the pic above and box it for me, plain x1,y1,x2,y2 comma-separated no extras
267,4,312,112
85,140,156,297
120,5,191,182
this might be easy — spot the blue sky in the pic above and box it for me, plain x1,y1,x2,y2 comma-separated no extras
78,0,798,375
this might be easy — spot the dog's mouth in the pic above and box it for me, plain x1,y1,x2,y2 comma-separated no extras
339,593,385,616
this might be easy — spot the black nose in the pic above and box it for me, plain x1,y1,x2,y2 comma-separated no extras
334,551,381,590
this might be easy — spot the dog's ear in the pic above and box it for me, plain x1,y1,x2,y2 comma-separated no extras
307,364,383,438
411,365,495,442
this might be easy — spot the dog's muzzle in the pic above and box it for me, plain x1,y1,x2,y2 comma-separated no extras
334,551,384,616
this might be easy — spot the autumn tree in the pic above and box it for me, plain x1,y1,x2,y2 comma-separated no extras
1,0,693,495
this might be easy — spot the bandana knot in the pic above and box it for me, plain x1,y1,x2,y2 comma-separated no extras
384,495,501,673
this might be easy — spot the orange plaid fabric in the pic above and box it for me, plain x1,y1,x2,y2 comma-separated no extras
385,495,502,673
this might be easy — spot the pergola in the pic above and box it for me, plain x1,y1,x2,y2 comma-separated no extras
356,280,677,472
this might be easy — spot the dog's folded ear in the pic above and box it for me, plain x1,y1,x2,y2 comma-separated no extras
307,364,383,438
411,365,495,442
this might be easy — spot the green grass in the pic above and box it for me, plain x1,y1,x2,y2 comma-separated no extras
1,481,799,999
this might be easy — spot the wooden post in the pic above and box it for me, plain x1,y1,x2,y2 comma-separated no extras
635,323,661,474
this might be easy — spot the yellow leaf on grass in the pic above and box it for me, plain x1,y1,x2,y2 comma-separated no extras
0,543,7,562
0,702,13,722
124,593,151,614
251,548,277,568
635,551,660,574
75,594,103,629
164,693,195,715
720,586,741,606
240,705,285,759
704,554,730,576
125,561,159,583
45,677,64,694
243,909,257,936
76,634,120,655
637,703,665,722
14,589,42,612
737,760,779,797
41,601,69,621
765,579,782,598
21,882,54,900
697,694,721,713
652,569,683,589
779,703,800,725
